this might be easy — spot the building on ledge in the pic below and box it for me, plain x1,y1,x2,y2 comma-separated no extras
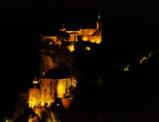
28,14,102,118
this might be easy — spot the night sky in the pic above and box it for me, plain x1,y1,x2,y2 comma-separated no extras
0,0,159,121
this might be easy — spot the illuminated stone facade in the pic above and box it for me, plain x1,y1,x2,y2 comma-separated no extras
29,85,41,108
40,14,102,52
28,78,73,108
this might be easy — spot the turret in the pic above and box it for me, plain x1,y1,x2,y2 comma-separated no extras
59,22,66,32
33,76,38,85
96,12,101,30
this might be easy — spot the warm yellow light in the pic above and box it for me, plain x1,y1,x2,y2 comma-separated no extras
124,64,130,71
80,29,97,35
71,78,77,88
42,36,57,42
33,80,38,84
82,36,89,41
68,44,75,52
66,31,81,34
140,56,148,64
95,39,102,44
82,36,102,44
57,79,66,98
30,100,36,108
56,40,62,46
41,101,44,106
59,28,66,31
85,46,91,51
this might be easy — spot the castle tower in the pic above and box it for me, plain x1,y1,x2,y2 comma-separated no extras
59,22,66,32
96,12,101,30
33,76,39,84
28,77,40,108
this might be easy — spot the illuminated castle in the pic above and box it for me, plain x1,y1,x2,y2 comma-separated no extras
29,74,77,106
41,13,102,52
28,14,102,118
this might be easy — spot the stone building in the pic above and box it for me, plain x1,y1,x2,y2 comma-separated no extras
28,14,102,118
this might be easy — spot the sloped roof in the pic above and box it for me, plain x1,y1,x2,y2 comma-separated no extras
42,67,71,79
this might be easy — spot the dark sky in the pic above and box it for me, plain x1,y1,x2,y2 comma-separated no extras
0,0,159,121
